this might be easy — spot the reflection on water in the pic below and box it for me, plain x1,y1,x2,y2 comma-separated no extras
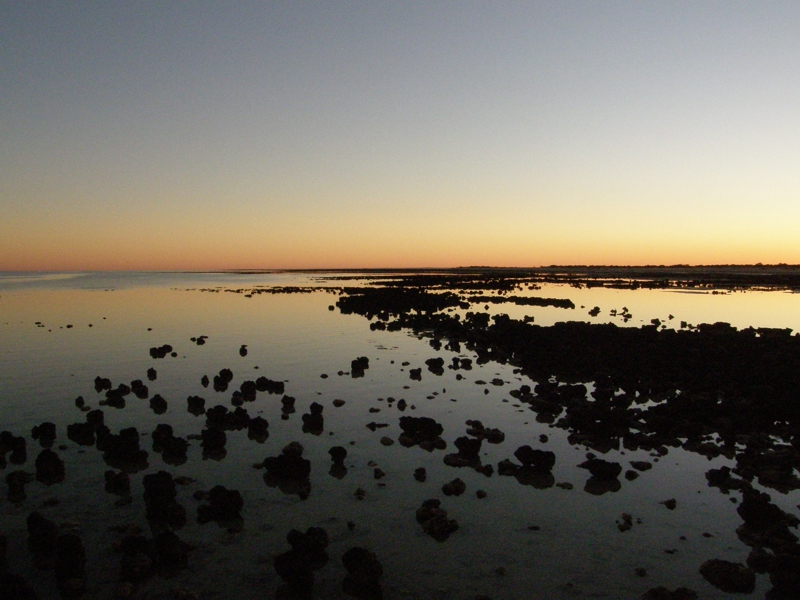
1,272,799,599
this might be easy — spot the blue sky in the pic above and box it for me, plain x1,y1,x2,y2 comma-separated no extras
2,1,799,269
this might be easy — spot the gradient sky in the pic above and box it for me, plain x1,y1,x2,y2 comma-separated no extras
2,2,799,270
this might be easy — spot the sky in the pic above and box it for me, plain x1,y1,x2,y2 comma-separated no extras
1,1,799,270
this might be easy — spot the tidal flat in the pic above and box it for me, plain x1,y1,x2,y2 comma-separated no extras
1,268,800,600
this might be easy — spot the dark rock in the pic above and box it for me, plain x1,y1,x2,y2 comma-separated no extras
35,449,65,485
206,405,250,430
6,471,33,502
197,485,244,527
85,409,104,427
263,444,311,479
414,468,427,482
187,395,206,416
256,377,285,394
497,459,555,489
583,476,622,495
31,422,56,447
351,357,369,378
201,428,227,459
118,535,156,583
142,471,186,529
698,559,755,593
706,466,746,494
147,367,157,381
27,511,58,568
149,394,167,414
274,528,329,598
54,534,86,599
302,402,324,435
641,587,698,600
239,344,248,357
415,499,459,541
0,572,39,600
1,431,26,464
455,436,482,460
201,375,209,387
661,498,677,510
769,554,800,595
409,368,422,381
442,478,466,496
329,446,347,466
746,547,774,574
104,470,131,496
398,416,445,450
239,379,257,402
151,425,189,464
578,458,622,480
155,530,189,573
151,424,174,450
66,422,95,446
514,446,556,470
100,427,149,472
130,379,149,399
213,368,233,392
425,357,444,375
149,344,173,359
247,416,269,442
342,547,383,599
281,395,296,416
94,376,112,392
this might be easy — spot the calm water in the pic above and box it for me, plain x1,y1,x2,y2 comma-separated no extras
1,272,799,599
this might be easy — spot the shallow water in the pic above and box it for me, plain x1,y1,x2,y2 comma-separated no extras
1,272,799,599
